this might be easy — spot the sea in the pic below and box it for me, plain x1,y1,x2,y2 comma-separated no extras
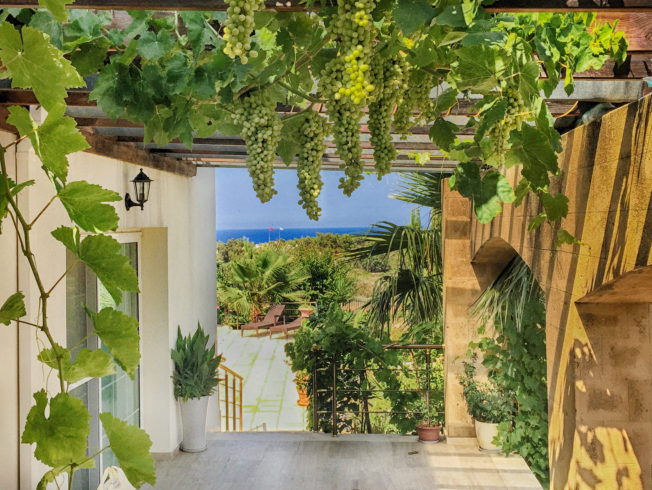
216,226,370,244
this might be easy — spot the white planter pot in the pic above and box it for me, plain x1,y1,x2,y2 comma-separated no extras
474,419,500,452
179,396,209,452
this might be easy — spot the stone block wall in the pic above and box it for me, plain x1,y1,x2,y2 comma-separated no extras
442,94,652,489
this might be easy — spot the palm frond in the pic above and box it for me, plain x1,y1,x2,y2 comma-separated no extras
472,256,544,331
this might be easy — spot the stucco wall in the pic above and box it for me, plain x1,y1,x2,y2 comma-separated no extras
0,120,216,488
442,94,651,489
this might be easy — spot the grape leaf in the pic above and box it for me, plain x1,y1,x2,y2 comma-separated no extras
507,125,559,191
429,118,457,151
99,413,155,487
0,175,34,233
449,162,515,223
432,88,459,115
51,227,139,305
7,106,89,184
38,345,116,383
0,292,26,325
70,40,110,77
541,192,569,222
22,390,90,467
452,45,501,94
137,30,174,60
435,4,467,28
393,0,436,36
0,24,84,111
527,213,546,232
86,307,140,377
555,229,576,247
58,181,121,233
39,0,73,22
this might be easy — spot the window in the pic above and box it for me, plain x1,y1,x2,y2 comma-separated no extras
67,241,140,489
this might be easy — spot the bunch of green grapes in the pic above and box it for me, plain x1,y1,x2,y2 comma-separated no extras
297,111,329,220
393,69,434,138
319,0,377,195
232,91,281,202
485,87,529,165
320,58,365,195
368,54,408,177
223,0,263,64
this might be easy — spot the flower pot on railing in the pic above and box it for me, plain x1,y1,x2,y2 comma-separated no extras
297,306,315,319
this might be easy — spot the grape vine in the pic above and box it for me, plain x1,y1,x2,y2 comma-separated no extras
368,54,408,177
485,87,529,166
232,91,281,202
297,110,329,220
392,69,435,138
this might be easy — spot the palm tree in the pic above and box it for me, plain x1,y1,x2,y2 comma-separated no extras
349,173,444,337
218,245,307,321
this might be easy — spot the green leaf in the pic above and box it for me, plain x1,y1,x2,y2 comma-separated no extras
87,307,140,377
527,213,546,232
555,229,576,247
51,227,139,304
435,4,467,27
70,40,110,77
393,0,435,36
432,88,458,115
99,412,156,487
0,24,84,111
38,345,116,383
58,181,121,233
136,30,174,60
0,292,26,325
39,0,72,22
450,162,515,223
7,106,89,183
22,390,90,467
541,192,568,222
507,125,559,191
453,45,502,94
277,138,300,166
429,118,457,151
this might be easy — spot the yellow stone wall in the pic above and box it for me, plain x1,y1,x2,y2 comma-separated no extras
442,94,652,489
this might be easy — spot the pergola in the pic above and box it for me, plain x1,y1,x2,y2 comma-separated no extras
0,0,649,178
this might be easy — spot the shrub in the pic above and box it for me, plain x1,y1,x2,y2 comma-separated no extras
171,325,222,401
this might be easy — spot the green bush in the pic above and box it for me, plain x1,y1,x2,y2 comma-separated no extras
171,325,222,401
459,358,513,424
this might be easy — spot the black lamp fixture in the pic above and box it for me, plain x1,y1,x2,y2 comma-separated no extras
125,168,153,211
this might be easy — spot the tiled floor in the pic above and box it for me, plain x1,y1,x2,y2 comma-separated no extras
149,433,543,489
216,325,306,432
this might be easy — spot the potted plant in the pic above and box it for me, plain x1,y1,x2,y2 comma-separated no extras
297,302,315,318
294,371,310,407
415,398,443,443
171,324,222,452
459,358,513,452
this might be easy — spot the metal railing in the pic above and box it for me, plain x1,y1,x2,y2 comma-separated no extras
311,344,444,436
218,363,243,431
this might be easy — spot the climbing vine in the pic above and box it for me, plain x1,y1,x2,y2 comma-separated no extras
2,2,627,235
0,5,155,489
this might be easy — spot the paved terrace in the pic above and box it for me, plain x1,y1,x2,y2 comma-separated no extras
150,433,543,489
215,325,305,431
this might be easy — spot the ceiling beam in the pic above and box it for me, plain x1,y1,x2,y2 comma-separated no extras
80,128,197,177
0,0,649,11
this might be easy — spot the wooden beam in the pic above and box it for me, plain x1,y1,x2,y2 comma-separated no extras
80,128,197,177
0,0,649,10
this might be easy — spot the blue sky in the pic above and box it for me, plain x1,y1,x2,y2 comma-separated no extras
215,168,415,229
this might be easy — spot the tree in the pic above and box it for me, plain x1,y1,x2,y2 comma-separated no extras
218,245,307,320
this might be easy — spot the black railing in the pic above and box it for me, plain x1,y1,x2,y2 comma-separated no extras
311,344,445,436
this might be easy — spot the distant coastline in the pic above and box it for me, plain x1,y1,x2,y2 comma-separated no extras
216,226,370,244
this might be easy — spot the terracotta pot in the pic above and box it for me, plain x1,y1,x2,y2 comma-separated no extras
297,389,310,407
475,419,500,451
416,423,442,443
298,307,314,319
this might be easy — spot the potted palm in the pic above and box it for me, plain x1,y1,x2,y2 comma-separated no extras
459,358,512,452
171,324,222,452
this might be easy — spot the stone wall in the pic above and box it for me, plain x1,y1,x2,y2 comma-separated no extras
442,94,652,489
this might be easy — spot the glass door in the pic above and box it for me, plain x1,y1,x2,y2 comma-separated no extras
67,241,140,489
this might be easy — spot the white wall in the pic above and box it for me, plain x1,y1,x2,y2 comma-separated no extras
0,126,217,487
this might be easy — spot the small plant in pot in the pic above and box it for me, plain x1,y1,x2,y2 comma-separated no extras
415,398,442,443
459,357,513,452
171,324,222,453
297,303,315,318
294,370,310,407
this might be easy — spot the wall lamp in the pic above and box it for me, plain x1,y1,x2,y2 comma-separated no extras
125,168,153,211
